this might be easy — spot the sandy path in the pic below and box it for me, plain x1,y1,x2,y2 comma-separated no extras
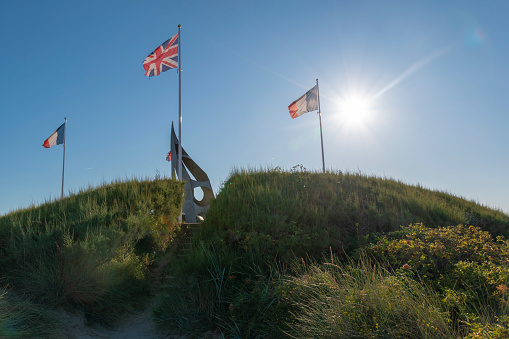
61,297,175,339
61,255,182,339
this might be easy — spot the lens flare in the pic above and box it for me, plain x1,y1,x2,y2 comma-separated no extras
340,95,372,126
465,27,485,47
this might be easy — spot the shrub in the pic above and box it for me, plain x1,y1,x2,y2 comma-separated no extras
366,224,509,302
366,223,509,335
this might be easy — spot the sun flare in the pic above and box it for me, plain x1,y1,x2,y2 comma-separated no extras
340,95,372,125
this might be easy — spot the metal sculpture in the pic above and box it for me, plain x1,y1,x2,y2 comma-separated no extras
170,123,214,223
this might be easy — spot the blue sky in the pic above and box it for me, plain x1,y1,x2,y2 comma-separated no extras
1,0,508,215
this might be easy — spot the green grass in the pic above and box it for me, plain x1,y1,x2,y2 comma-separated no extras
0,290,63,339
154,167,509,338
3,168,509,338
0,177,184,336
283,256,453,338
154,242,228,336
154,242,287,337
198,167,509,269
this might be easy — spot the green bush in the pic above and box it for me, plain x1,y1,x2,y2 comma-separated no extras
366,223,509,336
366,224,509,302
462,313,509,338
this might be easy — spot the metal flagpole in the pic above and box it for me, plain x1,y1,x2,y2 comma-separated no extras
177,24,183,222
316,79,325,173
178,24,182,183
61,117,67,198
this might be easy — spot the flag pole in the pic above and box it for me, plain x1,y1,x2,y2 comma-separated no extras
177,24,183,222
316,79,325,173
61,117,67,198
178,24,182,182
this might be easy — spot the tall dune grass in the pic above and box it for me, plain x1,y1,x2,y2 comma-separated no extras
0,177,184,332
283,256,453,338
0,290,63,338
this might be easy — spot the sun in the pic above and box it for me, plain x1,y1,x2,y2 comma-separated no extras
340,95,372,125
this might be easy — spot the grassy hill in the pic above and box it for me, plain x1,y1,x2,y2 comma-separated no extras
198,168,509,266
0,178,183,338
156,168,509,338
2,169,509,338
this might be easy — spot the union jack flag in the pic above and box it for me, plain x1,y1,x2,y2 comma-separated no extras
143,33,179,77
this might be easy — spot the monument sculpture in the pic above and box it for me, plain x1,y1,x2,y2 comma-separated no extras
170,123,214,223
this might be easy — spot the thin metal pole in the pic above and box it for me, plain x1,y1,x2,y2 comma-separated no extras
61,117,67,198
178,24,182,182
316,79,325,173
177,24,183,222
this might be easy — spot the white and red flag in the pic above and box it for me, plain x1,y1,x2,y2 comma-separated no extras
288,85,318,119
43,123,65,148
143,33,179,77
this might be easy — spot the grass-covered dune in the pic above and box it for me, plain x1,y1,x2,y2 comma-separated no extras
157,168,509,338
2,169,509,338
199,168,509,266
0,178,183,337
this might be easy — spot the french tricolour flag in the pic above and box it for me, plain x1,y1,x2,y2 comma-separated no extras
288,85,318,119
43,123,65,148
